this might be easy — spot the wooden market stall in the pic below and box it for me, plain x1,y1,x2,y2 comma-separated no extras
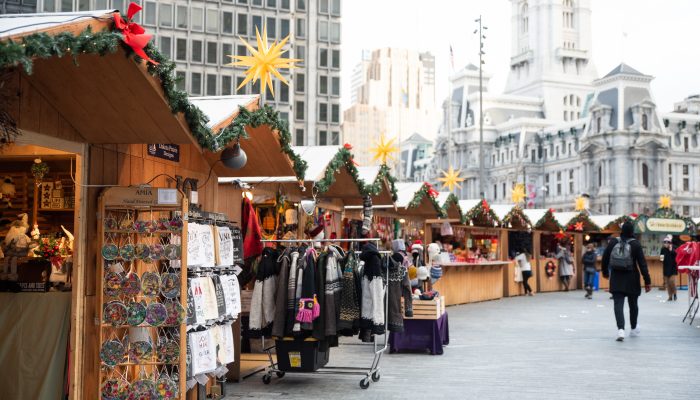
0,10,241,399
492,204,537,297
558,211,601,290
394,182,443,248
522,208,567,293
429,198,509,306
586,214,631,290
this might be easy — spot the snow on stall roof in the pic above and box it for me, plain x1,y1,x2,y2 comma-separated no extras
553,211,579,227
590,215,624,230
356,166,381,184
189,95,259,128
436,192,452,208
292,146,342,181
490,204,515,221
0,10,114,39
458,199,481,216
395,182,425,208
522,209,548,226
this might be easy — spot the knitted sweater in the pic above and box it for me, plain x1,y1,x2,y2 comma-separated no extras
249,247,278,332
360,243,385,336
337,251,361,336
323,245,344,337
271,248,292,338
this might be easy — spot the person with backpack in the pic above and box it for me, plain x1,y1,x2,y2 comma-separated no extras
660,235,678,301
556,241,575,291
582,243,598,299
602,221,651,342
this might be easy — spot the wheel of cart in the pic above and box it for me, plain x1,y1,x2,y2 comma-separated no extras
359,377,370,389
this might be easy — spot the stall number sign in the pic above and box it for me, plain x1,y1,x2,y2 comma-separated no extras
288,351,301,368
646,218,686,233
148,144,180,162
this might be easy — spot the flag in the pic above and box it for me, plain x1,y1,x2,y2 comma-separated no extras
449,45,455,70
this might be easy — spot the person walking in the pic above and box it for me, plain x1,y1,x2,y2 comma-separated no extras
602,221,652,342
515,248,534,296
556,242,575,291
582,243,598,299
660,235,678,302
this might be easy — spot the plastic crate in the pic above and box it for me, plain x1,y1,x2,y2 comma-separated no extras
275,338,330,372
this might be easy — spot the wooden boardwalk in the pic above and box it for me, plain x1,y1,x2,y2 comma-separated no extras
225,290,700,399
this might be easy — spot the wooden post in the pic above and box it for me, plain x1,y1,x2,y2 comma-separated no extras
533,231,542,292
574,233,583,290
32,181,39,227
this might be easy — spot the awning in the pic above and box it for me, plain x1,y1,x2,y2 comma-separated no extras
1,11,201,146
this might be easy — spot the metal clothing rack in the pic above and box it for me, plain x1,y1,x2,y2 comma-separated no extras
680,266,700,325
258,237,388,389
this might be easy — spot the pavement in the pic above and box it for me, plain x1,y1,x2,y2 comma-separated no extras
225,289,700,400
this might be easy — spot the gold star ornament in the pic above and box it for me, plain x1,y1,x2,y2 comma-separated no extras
438,166,465,192
369,133,399,165
575,196,586,211
227,23,299,96
511,184,526,204
659,195,672,209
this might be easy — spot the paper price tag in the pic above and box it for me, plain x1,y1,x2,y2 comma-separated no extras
289,352,301,368
157,188,178,205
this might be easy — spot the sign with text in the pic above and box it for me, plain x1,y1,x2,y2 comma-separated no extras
148,144,180,162
646,218,687,233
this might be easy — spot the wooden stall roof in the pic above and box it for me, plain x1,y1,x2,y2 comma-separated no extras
193,96,302,179
1,11,201,147
523,208,562,232
436,192,463,221
357,165,396,207
589,215,628,233
497,204,532,229
395,182,442,218
459,198,500,227
562,212,601,232
490,204,514,223
553,212,579,230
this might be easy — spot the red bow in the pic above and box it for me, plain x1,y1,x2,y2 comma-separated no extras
424,182,438,198
343,143,353,150
481,199,490,213
114,3,158,65
548,208,556,214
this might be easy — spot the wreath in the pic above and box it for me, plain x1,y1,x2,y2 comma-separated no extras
545,261,556,278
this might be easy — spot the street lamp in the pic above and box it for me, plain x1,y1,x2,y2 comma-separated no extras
474,16,487,199
540,186,549,208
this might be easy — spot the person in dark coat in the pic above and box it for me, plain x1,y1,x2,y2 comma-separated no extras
602,221,651,342
582,243,598,299
660,235,678,302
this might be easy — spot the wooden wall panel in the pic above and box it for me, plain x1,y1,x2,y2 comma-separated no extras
432,265,505,306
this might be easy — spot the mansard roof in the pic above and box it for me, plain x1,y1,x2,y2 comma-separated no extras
603,63,646,78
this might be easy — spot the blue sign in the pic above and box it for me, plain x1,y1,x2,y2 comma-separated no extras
148,144,180,162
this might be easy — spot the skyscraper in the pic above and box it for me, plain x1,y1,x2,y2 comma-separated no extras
4,0,342,146
343,48,439,167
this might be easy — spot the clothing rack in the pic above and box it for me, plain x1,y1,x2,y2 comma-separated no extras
680,265,700,324
258,238,388,389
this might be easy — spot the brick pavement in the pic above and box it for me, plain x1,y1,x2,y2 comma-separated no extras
225,289,700,399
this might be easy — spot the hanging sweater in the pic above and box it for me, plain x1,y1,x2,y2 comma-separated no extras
323,245,344,337
387,252,413,332
249,248,279,333
271,248,292,338
297,248,319,332
337,251,361,336
360,242,385,336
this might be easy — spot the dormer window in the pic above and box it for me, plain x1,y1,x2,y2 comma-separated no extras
521,2,529,33
642,114,648,130
596,116,601,133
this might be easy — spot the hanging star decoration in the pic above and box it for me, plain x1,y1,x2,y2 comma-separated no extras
438,166,465,192
659,195,672,209
227,23,299,96
369,133,399,165
575,196,586,211
511,184,526,204
574,221,584,232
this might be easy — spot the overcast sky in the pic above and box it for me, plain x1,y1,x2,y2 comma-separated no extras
341,0,700,113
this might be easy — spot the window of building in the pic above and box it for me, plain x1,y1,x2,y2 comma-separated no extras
295,73,305,93
206,74,217,95
222,43,232,65
330,22,341,43
331,77,340,96
545,174,550,196
144,1,156,26
237,13,248,35
279,83,289,103
669,164,673,190
331,104,339,123
252,15,262,33
683,205,690,216
569,169,574,193
252,0,262,6
597,116,601,133
331,0,341,15
556,171,562,195
642,163,649,188
319,102,328,122
159,4,173,27
492,155,496,165
236,77,246,94
206,9,218,32
281,19,290,37
191,72,202,95
296,45,305,65
222,76,232,96
331,131,340,145
562,0,574,29
176,71,186,91
191,40,203,62
223,11,233,33
206,42,217,64
531,149,536,161
493,185,498,200
683,164,689,175
331,49,340,69
641,113,648,130
191,7,204,31
295,101,305,120
319,48,328,67
502,183,506,198
236,44,248,65
297,0,306,10
266,17,276,38
684,137,689,152
281,0,290,10
683,164,690,191
252,81,261,95
598,165,602,186
176,38,187,61
521,2,529,33
319,20,329,41
159,36,172,58
295,129,305,145
267,0,276,7
319,130,328,145
238,0,248,3
319,0,329,13
568,143,572,155
176,5,188,29
296,18,306,38
319,75,328,95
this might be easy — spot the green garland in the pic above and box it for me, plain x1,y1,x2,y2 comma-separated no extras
314,147,364,195
441,193,465,223
534,208,563,231
0,23,307,179
502,205,531,229
464,199,500,227
643,207,697,234
565,212,601,232
361,163,398,201
407,183,444,217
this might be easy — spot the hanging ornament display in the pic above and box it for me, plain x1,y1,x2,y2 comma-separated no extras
511,183,526,204
659,195,672,209
369,133,399,165
227,23,299,96
438,166,465,192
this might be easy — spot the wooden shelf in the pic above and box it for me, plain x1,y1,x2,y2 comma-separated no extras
38,208,74,212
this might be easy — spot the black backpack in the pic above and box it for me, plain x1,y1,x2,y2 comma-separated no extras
609,238,635,271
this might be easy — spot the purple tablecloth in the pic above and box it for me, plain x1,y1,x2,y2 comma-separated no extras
388,313,449,355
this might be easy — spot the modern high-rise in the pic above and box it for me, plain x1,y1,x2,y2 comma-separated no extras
343,48,439,166
2,0,342,146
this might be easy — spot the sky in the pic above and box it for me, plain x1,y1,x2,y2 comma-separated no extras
341,0,700,113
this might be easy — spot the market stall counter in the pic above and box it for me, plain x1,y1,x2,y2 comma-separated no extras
432,261,509,305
